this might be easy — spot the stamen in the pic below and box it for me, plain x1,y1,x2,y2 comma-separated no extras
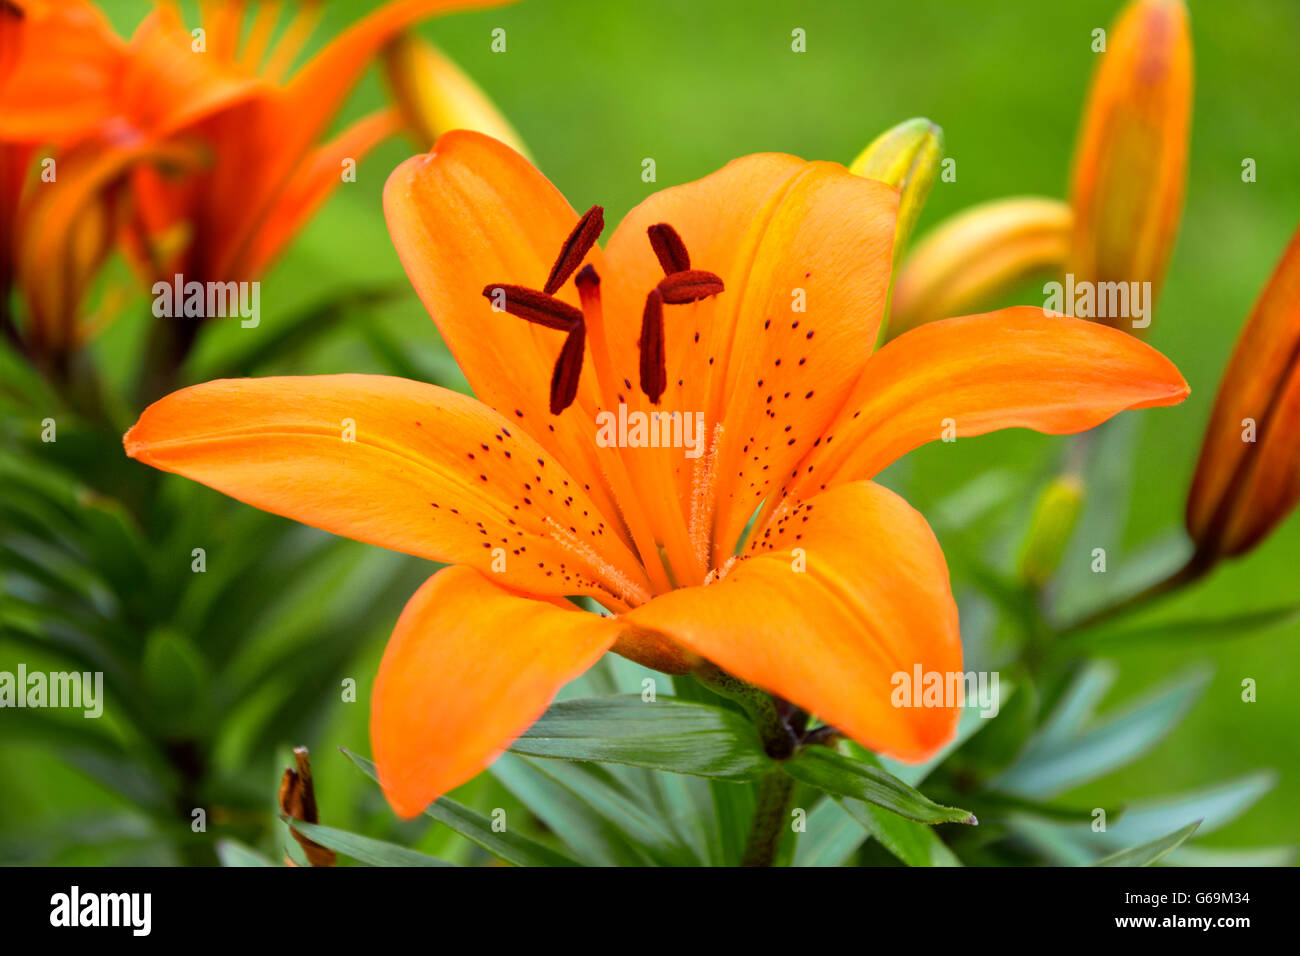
544,206,604,295
636,227,724,404
482,284,582,331
690,422,725,571
648,223,691,274
658,269,725,304
639,289,666,405
544,516,652,608
262,0,323,82
550,324,586,415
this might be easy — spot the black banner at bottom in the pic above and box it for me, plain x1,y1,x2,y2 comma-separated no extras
0,864,1291,942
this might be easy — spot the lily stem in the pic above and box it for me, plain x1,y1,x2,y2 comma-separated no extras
693,663,797,758
1059,551,1214,635
741,768,795,867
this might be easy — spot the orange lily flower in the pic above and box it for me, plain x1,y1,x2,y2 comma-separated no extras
1067,0,1191,329
1186,225,1300,560
118,0,507,287
125,132,1189,818
0,0,137,358
1,0,505,360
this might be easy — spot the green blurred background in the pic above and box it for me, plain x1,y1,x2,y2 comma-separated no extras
2,0,1297,860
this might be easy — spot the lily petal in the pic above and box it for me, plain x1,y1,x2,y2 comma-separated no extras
601,154,899,570
122,11,267,139
384,131,630,547
124,374,653,607
241,108,401,278
778,307,1189,503
373,565,620,818
0,0,126,143
625,481,961,761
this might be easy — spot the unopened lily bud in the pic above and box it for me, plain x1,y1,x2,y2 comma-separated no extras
849,117,943,255
381,32,529,159
889,197,1072,338
1185,226,1300,561
1067,0,1191,331
1019,475,1085,589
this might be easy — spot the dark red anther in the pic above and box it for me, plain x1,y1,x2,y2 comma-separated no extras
481,284,583,332
639,288,666,405
544,206,605,295
484,209,605,416
648,223,690,275
657,269,724,304
550,323,586,415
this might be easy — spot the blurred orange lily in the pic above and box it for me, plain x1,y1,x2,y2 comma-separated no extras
120,0,507,286
1186,225,1300,561
0,0,141,360
125,132,1190,818
1066,0,1191,330
889,0,1191,338
1,0,506,362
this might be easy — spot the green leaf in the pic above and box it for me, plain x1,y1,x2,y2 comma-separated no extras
215,839,276,867
792,798,868,867
994,666,1210,798
1166,845,1297,867
837,798,962,867
1089,772,1276,850
1093,820,1201,867
1034,660,1117,748
510,696,773,781
490,755,662,866
285,819,456,867
341,750,580,867
1065,604,1300,653
783,748,976,826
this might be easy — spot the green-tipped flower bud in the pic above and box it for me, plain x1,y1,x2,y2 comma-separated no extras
1019,475,1086,589
849,117,944,254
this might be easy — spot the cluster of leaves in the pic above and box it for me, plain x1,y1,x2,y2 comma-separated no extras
0,300,426,865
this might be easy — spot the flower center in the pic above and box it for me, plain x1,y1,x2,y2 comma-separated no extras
482,211,723,413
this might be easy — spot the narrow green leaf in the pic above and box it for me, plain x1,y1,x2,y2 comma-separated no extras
792,798,866,867
1093,820,1201,867
510,695,773,781
341,750,580,867
1034,660,1117,749
1166,845,1297,867
490,755,661,866
1066,604,1300,653
837,799,962,867
286,819,456,867
1089,772,1276,849
215,839,276,867
994,667,1210,798
783,748,976,826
